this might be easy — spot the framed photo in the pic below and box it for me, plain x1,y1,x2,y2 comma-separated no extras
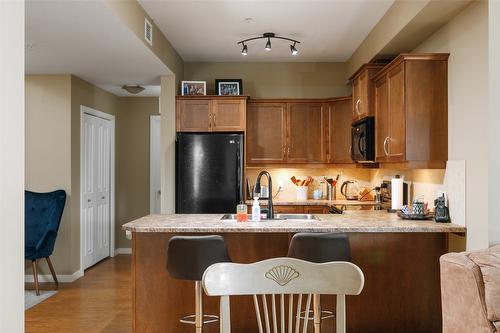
215,79,243,96
181,81,206,96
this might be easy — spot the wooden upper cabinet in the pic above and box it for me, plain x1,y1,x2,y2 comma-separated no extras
374,75,389,161
176,99,212,132
246,102,286,164
387,63,406,161
176,96,247,132
350,64,385,122
286,102,327,163
212,99,246,132
328,98,353,163
373,54,449,166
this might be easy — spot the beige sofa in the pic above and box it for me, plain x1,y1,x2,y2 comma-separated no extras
441,245,500,332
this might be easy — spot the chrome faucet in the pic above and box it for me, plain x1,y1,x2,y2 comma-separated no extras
255,170,273,219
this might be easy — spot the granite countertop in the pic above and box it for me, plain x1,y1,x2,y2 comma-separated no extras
122,210,466,233
245,199,377,206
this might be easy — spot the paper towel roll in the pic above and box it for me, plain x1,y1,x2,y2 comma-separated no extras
391,175,404,210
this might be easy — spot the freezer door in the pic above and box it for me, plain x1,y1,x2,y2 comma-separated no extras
176,133,243,213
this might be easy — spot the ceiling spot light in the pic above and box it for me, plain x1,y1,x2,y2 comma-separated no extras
265,38,272,51
122,84,145,94
237,32,300,56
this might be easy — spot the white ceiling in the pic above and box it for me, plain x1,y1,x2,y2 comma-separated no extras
139,0,395,62
25,0,169,97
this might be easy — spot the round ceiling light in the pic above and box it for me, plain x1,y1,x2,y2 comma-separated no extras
122,85,145,94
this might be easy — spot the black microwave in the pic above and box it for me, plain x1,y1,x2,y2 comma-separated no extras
351,117,375,162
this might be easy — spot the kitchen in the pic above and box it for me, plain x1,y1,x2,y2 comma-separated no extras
124,53,466,333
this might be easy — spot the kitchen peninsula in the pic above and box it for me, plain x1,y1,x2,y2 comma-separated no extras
123,211,465,333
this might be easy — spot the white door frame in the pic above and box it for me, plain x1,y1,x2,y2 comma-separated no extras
150,115,161,214
79,105,115,275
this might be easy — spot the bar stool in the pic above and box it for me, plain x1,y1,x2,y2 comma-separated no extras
287,232,351,333
167,235,231,333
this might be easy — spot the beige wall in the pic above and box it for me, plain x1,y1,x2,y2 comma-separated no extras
489,0,500,246
184,62,350,98
25,74,157,275
413,1,489,250
116,97,159,248
347,0,428,76
25,75,73,274
70,76,120,273
104,0,184,81
160,75,177,214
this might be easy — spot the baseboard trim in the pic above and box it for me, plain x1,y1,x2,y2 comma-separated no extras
25,270,83,283
115,248,132,255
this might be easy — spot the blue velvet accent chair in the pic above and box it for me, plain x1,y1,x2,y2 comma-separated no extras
25,190,66,295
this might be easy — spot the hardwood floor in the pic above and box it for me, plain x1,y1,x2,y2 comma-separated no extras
25,255,131,333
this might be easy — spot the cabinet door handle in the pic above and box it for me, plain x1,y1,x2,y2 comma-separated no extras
355,99,362,115
213,113,216,127
383,136,390,156
287,147,290,156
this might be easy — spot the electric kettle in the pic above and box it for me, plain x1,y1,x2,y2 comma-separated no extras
340,180,359,200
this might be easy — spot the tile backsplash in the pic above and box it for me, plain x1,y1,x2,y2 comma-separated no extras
246,167,446,204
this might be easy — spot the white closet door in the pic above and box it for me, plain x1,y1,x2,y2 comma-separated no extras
82,113,111,270
82,114,96,269
94,116,111,263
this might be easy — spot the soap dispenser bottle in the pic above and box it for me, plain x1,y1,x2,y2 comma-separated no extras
251,197,261,221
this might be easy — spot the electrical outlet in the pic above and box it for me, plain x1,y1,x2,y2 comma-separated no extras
277,179,284,189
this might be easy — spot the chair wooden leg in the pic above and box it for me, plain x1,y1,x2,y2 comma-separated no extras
46,256,58,289
32,260,40,296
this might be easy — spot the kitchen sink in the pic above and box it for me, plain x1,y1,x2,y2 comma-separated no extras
220,213,319,222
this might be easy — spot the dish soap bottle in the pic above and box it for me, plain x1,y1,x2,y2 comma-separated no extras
251,197,261,221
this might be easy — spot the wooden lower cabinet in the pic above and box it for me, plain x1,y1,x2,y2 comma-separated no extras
133,232,448,333
248,205,330,214
273,205,304,214
303,205,330,214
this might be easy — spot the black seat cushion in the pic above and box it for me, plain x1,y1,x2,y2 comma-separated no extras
166,235,231,281
287,233,351,263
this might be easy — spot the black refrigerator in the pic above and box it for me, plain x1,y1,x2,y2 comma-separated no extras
175,133,244,213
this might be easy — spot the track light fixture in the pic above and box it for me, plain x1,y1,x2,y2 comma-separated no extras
237,32,300,56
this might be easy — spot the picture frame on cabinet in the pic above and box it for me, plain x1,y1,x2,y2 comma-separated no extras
215,79,243,96
181,81,206,96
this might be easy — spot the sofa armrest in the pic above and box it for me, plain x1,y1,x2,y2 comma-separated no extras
440,253,495,333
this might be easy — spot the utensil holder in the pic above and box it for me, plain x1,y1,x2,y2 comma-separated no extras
326,184,336,201
296,186,308,201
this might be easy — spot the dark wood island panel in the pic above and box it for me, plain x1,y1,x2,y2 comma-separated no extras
132,232,447,333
